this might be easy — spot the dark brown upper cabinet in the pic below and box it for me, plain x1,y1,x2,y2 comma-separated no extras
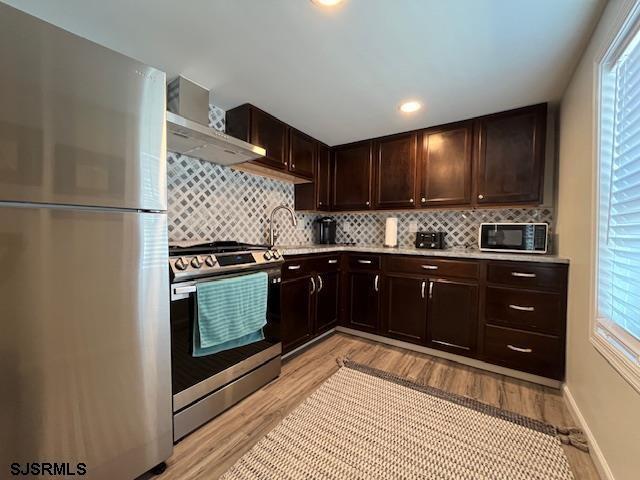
373,132,418,209
316,143,331,210
474,103,546,205
332,141,373,211
226,104,288,170
289,128,315,180
419,122,472,207
294,142,331,211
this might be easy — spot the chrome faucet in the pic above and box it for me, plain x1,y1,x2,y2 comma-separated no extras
269,205,297,246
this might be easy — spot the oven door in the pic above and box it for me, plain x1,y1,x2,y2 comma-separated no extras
479,223,548,253
169,266,282,413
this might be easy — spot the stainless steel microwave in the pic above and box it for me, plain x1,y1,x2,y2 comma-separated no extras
478,223,548,254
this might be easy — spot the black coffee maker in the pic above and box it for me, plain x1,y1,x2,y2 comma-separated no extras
316,217,337,244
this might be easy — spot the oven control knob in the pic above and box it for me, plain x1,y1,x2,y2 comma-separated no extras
190,256,202,268
263,251,273,261
175,257,188,271
272,250,281,259
204,255,216,267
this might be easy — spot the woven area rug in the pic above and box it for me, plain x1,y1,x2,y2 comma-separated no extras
221,359,574,480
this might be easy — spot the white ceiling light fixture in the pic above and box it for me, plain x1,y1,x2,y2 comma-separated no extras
399,101,422,113
311,0,344,7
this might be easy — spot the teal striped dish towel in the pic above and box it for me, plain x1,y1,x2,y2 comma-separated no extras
193,271,268,357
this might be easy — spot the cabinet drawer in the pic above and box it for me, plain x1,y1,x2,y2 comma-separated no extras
487,262,567,291
348,254,381,270
282,258,314,280
385,256,478,279
485,287,563,335
313,255,341,273
483,325,564,379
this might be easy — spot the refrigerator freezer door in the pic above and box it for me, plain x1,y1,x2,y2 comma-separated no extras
0,4,166,211
0,205,172,479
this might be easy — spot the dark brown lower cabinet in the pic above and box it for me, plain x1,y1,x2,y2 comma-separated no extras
346,271,380,332
281,256,341,353
281,253,566,380
383,274,427,344
281,275,314,352
427,279,478,355
316,270,340,333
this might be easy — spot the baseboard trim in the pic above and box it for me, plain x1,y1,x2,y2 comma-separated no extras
282,328,337,360
562,385,614,480
336,327,563,389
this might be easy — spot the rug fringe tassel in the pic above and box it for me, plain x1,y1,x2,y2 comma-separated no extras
336,357,351,368
556,426,589,452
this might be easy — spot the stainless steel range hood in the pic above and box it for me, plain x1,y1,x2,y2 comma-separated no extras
166,77,265,165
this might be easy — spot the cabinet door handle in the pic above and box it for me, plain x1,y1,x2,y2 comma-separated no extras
328,259,338,264
288,265,301,270
507,344,533,353
511,272,536,278
428,280,434,299
421,281,426,299
421,265,438,270
310,276,316,294
509,304,535,312
317,274,323,292
358,259,373,264
374,274,379,292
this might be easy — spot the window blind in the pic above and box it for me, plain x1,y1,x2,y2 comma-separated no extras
598,29,640,351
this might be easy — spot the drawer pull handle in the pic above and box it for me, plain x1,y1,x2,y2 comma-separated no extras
421,265,439,270
507,344,533,353
328,259,338,264
287,265,301,270
511,272,536,278
509,304,535,312
358,259,373,264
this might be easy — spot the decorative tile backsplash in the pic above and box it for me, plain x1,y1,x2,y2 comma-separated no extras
167,152,317,245
331,208,553,249
166,104,553,248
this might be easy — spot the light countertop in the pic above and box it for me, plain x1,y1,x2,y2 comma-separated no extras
278,244,569,264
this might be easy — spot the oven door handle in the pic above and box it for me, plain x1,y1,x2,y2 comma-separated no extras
171,284,196,301
174,285,196,295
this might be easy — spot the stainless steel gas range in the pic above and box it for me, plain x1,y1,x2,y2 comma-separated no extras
169,241,283,441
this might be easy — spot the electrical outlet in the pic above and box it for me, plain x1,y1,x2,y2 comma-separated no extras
409,221,418,233
342,221,350,233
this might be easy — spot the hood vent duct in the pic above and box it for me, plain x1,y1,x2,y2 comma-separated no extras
166,76,265,166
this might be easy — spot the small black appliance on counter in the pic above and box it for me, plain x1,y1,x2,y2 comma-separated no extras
415,231,446,249
316,216,337,244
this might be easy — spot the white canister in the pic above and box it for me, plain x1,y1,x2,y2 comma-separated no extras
384,217,398,248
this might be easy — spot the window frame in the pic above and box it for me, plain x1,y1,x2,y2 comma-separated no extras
591,0,640,394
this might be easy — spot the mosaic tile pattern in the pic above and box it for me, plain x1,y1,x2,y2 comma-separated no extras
167,152,317,244
209,105,226,132
333,208,553,248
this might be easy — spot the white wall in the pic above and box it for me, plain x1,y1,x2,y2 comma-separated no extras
557,1,640,479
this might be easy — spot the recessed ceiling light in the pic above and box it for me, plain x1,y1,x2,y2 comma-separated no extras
311,0,343,7
399,101,422,113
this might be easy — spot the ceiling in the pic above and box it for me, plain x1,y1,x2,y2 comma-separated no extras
4,0,605,145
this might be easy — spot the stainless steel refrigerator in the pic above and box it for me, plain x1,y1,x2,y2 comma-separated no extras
0,4,173,479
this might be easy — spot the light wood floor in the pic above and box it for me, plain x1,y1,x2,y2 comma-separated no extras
159,333,599,480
